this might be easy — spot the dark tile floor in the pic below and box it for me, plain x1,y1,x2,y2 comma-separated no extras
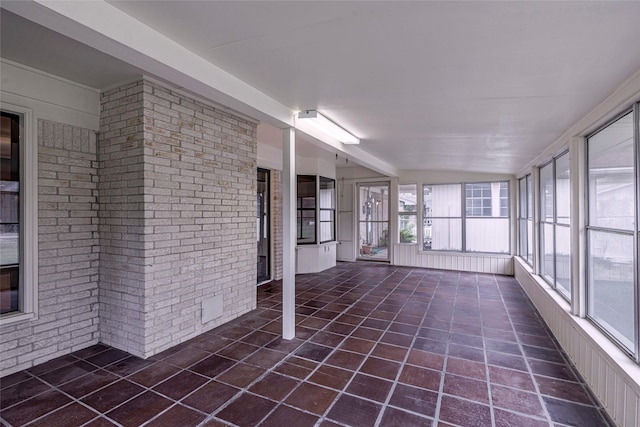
0,263,613,427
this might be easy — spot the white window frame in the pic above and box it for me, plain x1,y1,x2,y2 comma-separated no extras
518,175,534,266
319,176,336,244
422,181,510,254
538,152,572,301
585,106,639,361
1,103,38,325
398,183,418,244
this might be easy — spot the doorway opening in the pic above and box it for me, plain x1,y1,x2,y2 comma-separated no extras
357,182,390,262
257,168,270,284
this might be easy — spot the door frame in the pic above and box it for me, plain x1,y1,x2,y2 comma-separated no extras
257,168,271,284
356,181,391,262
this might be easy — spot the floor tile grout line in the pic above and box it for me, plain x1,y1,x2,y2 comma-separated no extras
198,265,402,427
495,275,556,426
430,270,460,426
293,268,414,425
308,267,411,425
5,347,161,427
480,273,499,427
15,373,119,427
0,352,101,415
312,266,426,426
1,266,613,427
525,317,616,426
85,337,253,426
204,272,596,426
78,345,240,426
372,268,446,427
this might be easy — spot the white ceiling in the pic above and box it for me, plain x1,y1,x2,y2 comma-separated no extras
3,1,640,175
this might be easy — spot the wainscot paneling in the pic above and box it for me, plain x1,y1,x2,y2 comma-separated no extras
393,244,513,275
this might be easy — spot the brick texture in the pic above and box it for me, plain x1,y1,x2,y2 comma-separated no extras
1,78,259,374
98,79,258,358
97,81,147,356
0,120,99,375
271,169,283,281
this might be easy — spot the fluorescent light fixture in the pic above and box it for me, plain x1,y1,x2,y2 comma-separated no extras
297,110,359,144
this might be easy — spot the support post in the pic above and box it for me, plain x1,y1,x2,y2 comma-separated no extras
282,128,296,340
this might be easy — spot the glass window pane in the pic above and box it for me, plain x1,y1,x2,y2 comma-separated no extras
297,175,316,198
298,205,316,244
0,267,19,314
424,186,433,219
428,184,461,217
518,180,523,210
319,177,335,243
320,177,335,209
359,221,389,259
540,163,554,221
465,182,504,218
588,112,635,231
526,175,533,219
360,185,389,221
499,182,508,217
319,210,333,221
424,218,462,251
518,219,527,257
320,221,334,242
588,230,635,350
0,224,19,265
555,225,571,298
399,214,417,243
556,153,570,225
399,184,417,212
527,219,533,264
466,218,509,253
301,197,315,209
1,111,20,315
541,223,554,283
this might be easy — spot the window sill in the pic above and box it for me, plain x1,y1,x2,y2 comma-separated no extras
417,249,511,258
0,311,35,326
297,241,338,248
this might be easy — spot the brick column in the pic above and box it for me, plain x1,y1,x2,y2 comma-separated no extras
99,79,258,358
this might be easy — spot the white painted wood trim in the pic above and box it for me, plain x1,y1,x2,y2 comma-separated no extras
1,59,100,130
282,128,296,340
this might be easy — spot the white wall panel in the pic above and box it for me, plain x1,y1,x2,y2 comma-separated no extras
393,244,513,275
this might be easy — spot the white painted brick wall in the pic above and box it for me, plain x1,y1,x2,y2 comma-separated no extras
98,81,147,357
0,120,99,376
142,80,257,356
271,170,283,281
2,78,259,374
99,79,257,358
